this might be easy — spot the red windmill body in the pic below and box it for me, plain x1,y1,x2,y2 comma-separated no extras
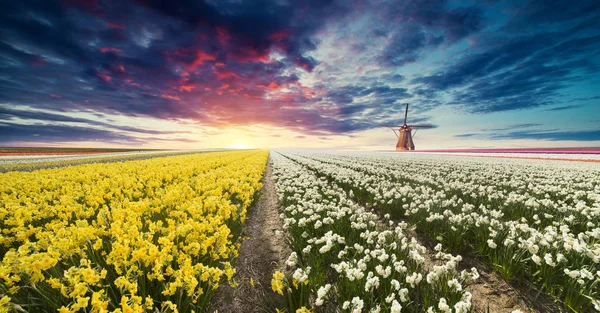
384,103,433,151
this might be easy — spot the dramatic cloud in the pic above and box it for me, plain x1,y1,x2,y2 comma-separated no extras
412,1,600,113
0,0,598,146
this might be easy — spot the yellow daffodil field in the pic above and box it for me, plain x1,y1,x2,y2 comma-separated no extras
0,150,268,313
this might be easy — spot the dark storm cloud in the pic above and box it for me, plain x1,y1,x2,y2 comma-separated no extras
324,84,410,106
339,104,369,116
379,1,482,66
0,0,361,137
502,0,600,30
411,0,600,114
381,26,444,66
308,83,419,132
135,0,349,65
0,2,91,63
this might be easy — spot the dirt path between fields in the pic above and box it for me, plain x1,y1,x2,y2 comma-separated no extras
210,157,289,313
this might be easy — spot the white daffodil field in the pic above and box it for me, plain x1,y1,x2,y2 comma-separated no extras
270,151,600,313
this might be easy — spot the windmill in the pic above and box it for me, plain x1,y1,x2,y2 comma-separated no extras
383,103,433,151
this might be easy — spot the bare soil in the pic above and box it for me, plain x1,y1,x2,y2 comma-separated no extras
210,158,290,313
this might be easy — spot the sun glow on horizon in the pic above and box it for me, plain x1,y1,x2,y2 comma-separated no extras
230,143,250,149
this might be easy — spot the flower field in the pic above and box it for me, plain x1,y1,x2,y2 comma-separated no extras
0,150,206,173
270,151,600,313
1,149,598,313
270,153,478,313
0,150,268,313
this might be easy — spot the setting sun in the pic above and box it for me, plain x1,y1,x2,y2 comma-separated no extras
231,143,249,149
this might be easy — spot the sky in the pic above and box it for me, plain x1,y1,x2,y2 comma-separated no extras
0,0,599,150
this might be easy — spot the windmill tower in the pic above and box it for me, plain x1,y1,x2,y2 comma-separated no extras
384,103,433,151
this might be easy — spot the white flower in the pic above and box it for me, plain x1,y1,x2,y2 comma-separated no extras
454,300,471,313
406,272,422,288
365,274,380,292
531,254,542,265
342,301,350,310
351,296,364,313
385,293,395,303
543,253,556,267
315,284,331,306
390,279,400,290
564,269,579,279
292,267,310,283
592,299,600,311
391,300,402,313
285,252,298,267
302,245,312,254
438,297,451,313
448,278,462,291
487,239,497,249
399,288,409,302
314,220,322,229
470,267,480,280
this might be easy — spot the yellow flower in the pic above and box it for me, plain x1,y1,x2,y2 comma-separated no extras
249,277,255,287
93,238,103,250
0,296,11,313
271,271,285,295
91,291,109,312
58,306,72,313
0,151,268,313
162,300,178,313
296,307,312,313
72,297,90,311
144,296,154,310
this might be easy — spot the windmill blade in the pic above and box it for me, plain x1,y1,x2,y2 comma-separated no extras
381,125,403,128
404,103,409,125
408,125,434,129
